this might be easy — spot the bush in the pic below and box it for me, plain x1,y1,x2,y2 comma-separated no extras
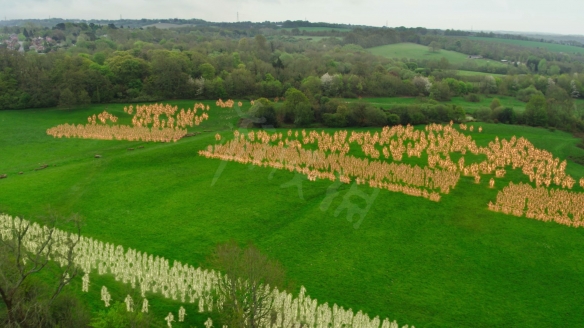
293,102,313,127
490,98,502,110
430,81,451,101
322,113,347,127
90,302,153,328
248,98,278,127
386,113,400,126
465,93,481,102
474,107,493,122
364,107,388,126
498,107,517,124
516,85,543,102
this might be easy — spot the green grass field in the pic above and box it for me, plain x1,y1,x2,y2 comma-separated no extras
281,27,352,32
456,70,505,77
368,43,508,68
2,101,584,327
343,96,528,115
292,36,343,42
468,37,584,55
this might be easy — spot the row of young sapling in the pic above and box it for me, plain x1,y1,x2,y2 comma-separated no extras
0,213,412,328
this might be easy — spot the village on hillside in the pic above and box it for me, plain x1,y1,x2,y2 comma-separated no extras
3,33,57,53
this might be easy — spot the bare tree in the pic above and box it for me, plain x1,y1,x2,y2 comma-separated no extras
0,213,82,327
210,241,287,328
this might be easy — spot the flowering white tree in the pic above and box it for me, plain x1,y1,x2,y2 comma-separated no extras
194,77,205,97
412,76,432,95
571,80,581,98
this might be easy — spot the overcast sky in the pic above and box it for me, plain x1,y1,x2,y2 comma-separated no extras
2,0,582,35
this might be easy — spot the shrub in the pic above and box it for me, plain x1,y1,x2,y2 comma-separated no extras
516,85,543,102
498,107,517,124
386,113,400,126
474,107,493,122
248,98,278,127
465,93,481,102
322,113,347,127
364,107,388,126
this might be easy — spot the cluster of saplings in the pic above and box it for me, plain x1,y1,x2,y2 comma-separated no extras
0,214,285,328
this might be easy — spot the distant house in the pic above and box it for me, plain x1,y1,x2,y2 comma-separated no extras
4,38,19,51
501,60,508,63
468,55,483,59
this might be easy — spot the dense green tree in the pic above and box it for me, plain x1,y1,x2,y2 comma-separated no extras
524,94,548,126
546,85,574,129
199,63,216,80
430,81,451,101
283,88,311,125
538,59,548,74
147,50,193,99
58,88,76,109
92,52,106,65
225,67,255,97
474,107,493,122
259,73,282,98
300,76,322,99
364,107,388,126
497,107,517,124
346,101,372,126
490,98,502,110
0,68,23,109
516,85,543,102
105,52,150,89
248,97,278,127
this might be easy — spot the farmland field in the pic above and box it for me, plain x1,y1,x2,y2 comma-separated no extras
292,36,343,42
456,70,505,77
368,43,508,68
281,27,352,32
467,37,584,54
2,100,584,327
342,96,528,114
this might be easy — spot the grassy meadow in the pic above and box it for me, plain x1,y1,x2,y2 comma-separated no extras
368,43,508,68
292,36,343,42
342,96,528,115
2,100,584,327
281,27,352,32
467,37,584,55
456,70,505,77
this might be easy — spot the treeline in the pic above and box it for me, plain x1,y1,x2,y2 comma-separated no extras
247,90,465,129
475,31,584,48
0,22,583,132
0,23,487,111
